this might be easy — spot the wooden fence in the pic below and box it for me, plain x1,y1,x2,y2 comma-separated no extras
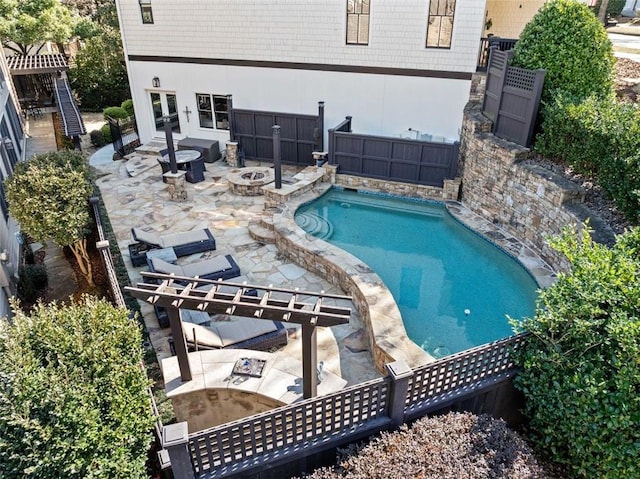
482,48,546,147
328,118,459,188
163,334,527,478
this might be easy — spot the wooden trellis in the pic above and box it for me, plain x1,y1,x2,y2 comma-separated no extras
125,273,352,398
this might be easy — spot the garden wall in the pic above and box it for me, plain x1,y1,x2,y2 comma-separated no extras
459,101,603,272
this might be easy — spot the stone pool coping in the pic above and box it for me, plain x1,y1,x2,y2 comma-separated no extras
271,182,556,373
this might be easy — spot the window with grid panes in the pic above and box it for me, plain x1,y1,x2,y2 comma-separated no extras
347,0,370,45
426,0,455,49
139,0,154,24
196,94,229,130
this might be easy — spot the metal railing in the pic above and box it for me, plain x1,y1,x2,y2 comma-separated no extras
477,37,518,71
164,334,527,478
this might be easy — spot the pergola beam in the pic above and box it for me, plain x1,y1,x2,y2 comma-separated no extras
125,274,352,399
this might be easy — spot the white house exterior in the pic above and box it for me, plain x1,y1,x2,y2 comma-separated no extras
116,0,492,151
0,49,26,319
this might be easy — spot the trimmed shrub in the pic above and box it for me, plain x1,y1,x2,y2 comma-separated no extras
89,129,106,147
512,0,615,107
512,227,640,478
102,106,129,121
0,297,155,478
121,99,135,118
535,95,640,222
100,123,112,144
295,412,553,478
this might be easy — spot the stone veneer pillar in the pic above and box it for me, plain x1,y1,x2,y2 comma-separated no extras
163,170,188,201
226,141,239,167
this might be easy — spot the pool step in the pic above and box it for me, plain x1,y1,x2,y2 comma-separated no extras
249,216,276,244
294,212,333,240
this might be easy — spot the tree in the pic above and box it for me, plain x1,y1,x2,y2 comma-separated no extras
0,296,154,479
0,0,74,55
68,28,130,110
4,150,95,288
511,0,615,107
512,226,640,478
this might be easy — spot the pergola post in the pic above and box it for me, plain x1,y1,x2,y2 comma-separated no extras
301,322,318,399
167,307,192,382
272,125,282,189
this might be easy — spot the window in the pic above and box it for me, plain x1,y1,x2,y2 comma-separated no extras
5,100,23,157
0,120,17,170
426,0,456,49
139,0,154,24
346,0,370,45
196,94,229,130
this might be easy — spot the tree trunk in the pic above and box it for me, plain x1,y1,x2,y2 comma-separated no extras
69,239,94,288
598,0,610,24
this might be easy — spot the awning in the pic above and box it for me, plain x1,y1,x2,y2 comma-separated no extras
54,77,86,137
7,54,68,75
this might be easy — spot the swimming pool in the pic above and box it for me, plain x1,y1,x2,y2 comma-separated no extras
295,188,539,358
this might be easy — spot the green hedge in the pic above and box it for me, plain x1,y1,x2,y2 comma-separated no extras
512,0,615,107
102,106,129,121
536,95,640,223
512,227,640,478
121,99,135,118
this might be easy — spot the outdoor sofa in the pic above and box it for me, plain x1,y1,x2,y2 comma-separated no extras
129,227,217,267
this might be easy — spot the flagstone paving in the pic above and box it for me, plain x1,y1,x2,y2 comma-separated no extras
94,154,383,386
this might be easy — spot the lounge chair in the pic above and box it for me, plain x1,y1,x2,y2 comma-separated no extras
173,315,288,351
129,227,216,267
148,255,240,282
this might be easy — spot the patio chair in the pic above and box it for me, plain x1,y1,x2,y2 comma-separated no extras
148,254,240,282
175,316,288,352
129,227,217,267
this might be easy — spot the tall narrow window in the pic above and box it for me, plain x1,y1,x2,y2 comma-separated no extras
346,0,370,45
426,0,456,49
196,94,229,130
139,0,154,24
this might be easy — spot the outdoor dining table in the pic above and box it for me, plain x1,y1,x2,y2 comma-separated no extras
161,149,205,183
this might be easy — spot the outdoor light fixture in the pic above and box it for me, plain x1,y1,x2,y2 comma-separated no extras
2,138,13,151
152,77,160,88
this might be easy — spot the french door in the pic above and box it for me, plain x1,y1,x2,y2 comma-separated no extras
150,92,181,134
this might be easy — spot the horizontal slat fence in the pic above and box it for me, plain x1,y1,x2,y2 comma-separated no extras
189,378,390,477
328,128,459,188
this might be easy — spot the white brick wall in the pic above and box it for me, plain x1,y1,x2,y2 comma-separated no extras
117,0,487,73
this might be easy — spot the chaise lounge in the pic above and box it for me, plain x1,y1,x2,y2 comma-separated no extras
175,312,289,352
129,227,217,267
148,255,240,282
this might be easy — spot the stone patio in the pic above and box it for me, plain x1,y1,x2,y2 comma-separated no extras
93,151,382,386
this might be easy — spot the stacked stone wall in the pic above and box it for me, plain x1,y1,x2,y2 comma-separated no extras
459,102,590,271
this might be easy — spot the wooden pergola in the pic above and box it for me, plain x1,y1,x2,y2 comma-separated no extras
125,273,352,398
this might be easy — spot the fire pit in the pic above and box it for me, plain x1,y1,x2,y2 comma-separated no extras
228,167,275,196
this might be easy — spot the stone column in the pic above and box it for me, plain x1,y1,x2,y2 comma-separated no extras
226,141,239,167
164,170,188,202
312,151,328,167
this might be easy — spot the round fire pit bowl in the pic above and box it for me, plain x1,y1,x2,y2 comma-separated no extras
228,167,275,196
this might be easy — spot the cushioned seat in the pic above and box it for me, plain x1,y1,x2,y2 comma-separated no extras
129,227,216,267
149,255,240,281
180,317,288,351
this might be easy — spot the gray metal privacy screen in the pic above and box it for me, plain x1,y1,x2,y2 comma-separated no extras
328,121,459,187
230,102,324,166
482,48,545,147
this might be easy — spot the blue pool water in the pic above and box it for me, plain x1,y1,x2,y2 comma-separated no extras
295,188,538,358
